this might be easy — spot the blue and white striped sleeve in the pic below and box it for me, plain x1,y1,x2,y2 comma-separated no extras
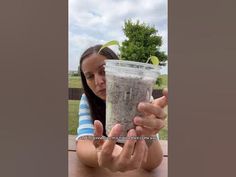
76,94,94,141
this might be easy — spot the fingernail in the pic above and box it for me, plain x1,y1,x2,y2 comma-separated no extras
112,124,122,136
113,123,119,129
94,120,98,125
135,126,142,135
134,117,142,125
138,102,145,109
116,124,122,131
128,129,136,136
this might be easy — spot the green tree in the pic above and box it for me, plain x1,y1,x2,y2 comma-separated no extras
120,20,167,64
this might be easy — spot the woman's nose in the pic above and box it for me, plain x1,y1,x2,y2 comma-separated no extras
95,74,105,86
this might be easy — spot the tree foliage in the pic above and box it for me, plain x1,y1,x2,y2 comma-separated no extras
120,20,167,64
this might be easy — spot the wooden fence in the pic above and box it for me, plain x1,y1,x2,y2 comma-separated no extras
69,88,163,100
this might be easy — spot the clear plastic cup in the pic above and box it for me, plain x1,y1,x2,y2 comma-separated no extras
105,60,160,143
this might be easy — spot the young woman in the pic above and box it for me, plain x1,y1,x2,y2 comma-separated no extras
76,44,168,172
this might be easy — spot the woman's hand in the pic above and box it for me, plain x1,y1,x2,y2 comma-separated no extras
93,120,148,172
133,88,168,137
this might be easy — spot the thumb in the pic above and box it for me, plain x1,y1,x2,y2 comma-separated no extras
153,96,167,108
163,88,168,100
153,88,168,108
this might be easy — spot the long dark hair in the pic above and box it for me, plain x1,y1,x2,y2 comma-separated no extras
79,45,119,136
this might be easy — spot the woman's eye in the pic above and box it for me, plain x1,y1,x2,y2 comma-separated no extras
100,70,105,76
99,67,105,76
86,75,94,80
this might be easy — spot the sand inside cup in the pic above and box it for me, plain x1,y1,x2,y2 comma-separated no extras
105,60,160,143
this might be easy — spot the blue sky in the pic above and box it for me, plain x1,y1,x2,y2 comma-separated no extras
69,0,168,74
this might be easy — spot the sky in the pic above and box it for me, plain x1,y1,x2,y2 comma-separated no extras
69,0,168,74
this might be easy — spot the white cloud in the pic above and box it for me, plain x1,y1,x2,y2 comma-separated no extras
69,0,167,71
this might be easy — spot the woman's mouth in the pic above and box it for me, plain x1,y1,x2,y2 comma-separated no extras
97,89,106,95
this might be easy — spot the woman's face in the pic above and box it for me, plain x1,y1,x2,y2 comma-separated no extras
82,53,107,100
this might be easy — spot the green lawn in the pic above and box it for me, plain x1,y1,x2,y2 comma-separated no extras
68,100,80,135
69,76,82,88
68,100,168,140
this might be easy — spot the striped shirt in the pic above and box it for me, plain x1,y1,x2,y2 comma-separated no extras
76,94,94,140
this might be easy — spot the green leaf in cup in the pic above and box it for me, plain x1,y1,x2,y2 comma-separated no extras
98,40,120,54
146,56,160,65
150,56,160,65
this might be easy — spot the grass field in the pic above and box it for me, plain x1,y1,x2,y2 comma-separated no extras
68,100,168,140
68,100,80,135
68,76,82,88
